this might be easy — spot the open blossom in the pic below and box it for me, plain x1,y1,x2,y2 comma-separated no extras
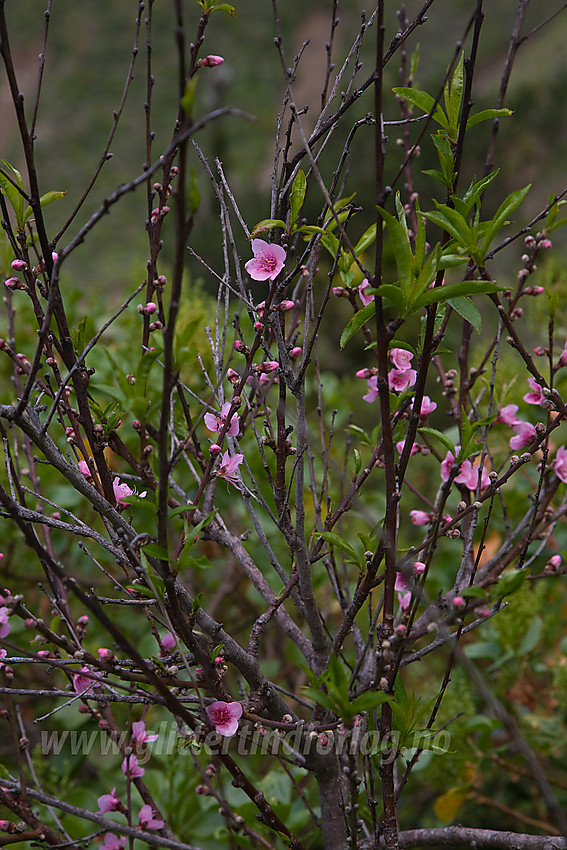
388,368,417,392
98,787,121,814
554,446,567,483
73,666,98,695
419,396,436,417
0,608,10,639
216,450,244,488
358,279,374,306
441,448,489,491
389,348,414,371
113,478,146,507
204,402,239,436
131,720,158,746
509,421,535,450
395,573,411,611
122,753,144,778
160,631,176,653
363,376,379,403
523,378,545,406
101,835,126,850
0,648,6,668
497,404,520,426
245,239,286,281
138,804,165,830
206,700,243,737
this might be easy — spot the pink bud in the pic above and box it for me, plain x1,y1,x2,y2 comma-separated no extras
226,367,239,384
234,340,248,353
332,286,346,297
452,596,465,609
210,443,222,455
276,300,295,311
289,346,302,360
538,238,552,249
5,277,25,291
200,55,224,67
254,322,264,332
98,648,115,662
11,259,27,271
257,360,279,374
145,301,158,314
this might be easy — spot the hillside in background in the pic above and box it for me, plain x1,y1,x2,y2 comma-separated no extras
1,1,566,299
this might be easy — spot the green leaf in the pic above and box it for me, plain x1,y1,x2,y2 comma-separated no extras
392,86,449,132
446,296,482,333
418,426,455,455
466,107,512,129
302,688,338,713
495,569,527,598
24,190,66,223
289,169,306,231
370,283,406,314
349,692,393,713
481,183,531,255
249,218,287,239
319,532,358,560
168,503,197,520
211,2,235,14
340,302,376,348
141,542,169,560
425,205,475,253
0,161,25,228
376,202,413,290
445,54,464,139
354,223,377,256
412,279,502,310
459,586,488,599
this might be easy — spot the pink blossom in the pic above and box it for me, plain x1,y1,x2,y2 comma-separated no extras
206,701,243,737
113,478,146,507
131,720,158,746
440,449,489,491
497,404,520,426
440,450,458,482
98,787,121,814
523,378,545,406
204,402,239,436
100,833,126,850
394,573,411,611
200,55,224,67
0,649,6,668
452,596,465,609
546,554,562,572
78,459,91,477
356,368,374,379
389,348,414,371
358,279,374,306
410,510,430,526
363,376,379,403
245,239,286,281
138,804,165,830
554,446,567,483
73,666,98,696
97,648,115,662
122,753,144,779
509,421,536,450
257,360,279,374
558,342,567,368
414,561,426,574
160,632,176,652
289,346,302,360
419,396,437,417
396,440,418,455
216,450,244,488
0,608,10,639
388,368,417,391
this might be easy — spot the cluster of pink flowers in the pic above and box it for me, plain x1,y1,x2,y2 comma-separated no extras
358,348,419,402
440,447,490,492
395,562,426,611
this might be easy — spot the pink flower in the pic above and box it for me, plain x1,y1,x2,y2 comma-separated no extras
204,402,239,436
245,239,286,281
558,342,567,368
100,834,126,850
394,573,411,611
554,446,567,483
497,404,520,426
160,632,176,653
363,376,379,403
122,753,144,779
440,450,458,482
200,54,224,67
73,666,98,695
546,554,562,572
113,478,146,507
0,608,10,639
138,804,165,830
131,720,158,746
388,368,417,391
523,378,545,406
78,459,91,476
509,421,535,450
206,700,243,737
419,396,437,417
389,348,414,371
440,449,489,491
358,279,374,306
98,787,121,814
410,510,430,526
396,440,418,455
0,648,6,668
216,450,244,487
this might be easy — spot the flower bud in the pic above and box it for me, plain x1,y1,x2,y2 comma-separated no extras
200,55,224,67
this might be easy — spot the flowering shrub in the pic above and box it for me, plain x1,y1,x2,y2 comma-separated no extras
1,3,567,850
